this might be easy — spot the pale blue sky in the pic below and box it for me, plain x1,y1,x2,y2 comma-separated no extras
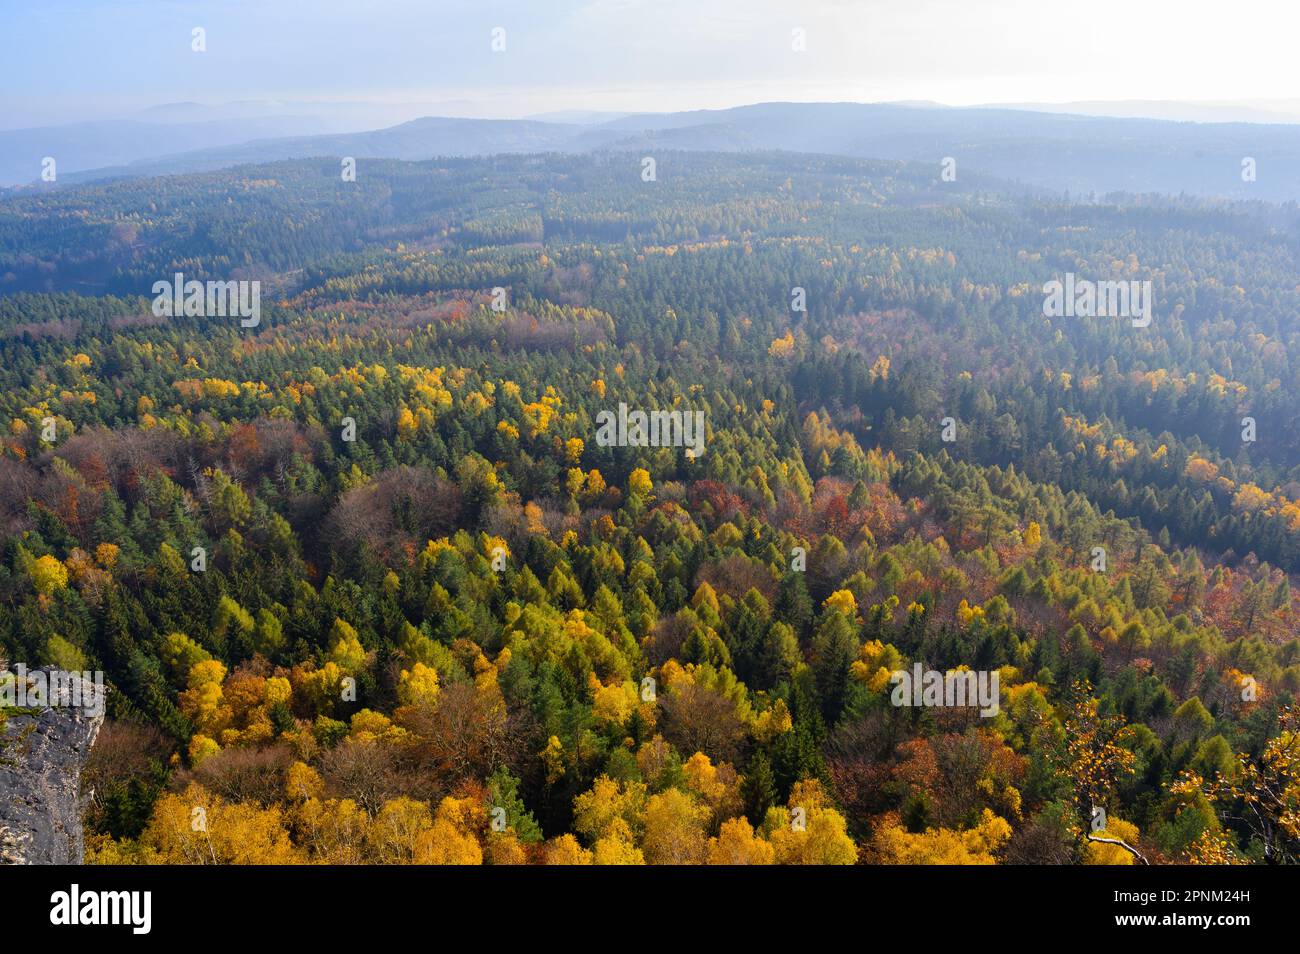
4,0,1300,128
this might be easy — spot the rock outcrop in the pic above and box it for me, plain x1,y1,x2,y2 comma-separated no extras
0,668,105,864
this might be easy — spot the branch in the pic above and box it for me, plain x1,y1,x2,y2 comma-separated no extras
1086,832,1149,865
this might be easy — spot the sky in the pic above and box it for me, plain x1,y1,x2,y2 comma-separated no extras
4,0,1300,128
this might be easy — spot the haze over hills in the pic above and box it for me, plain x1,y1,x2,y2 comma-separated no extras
7,100,1300,202
0,98,488,187
40,117,620,185
0,117,347,188
991,99,1300,124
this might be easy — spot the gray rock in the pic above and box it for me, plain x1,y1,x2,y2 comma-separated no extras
0,667,106,865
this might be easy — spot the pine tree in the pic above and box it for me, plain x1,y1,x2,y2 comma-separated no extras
741,752,777,824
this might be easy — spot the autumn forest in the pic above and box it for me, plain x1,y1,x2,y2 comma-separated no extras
1,147,1298,867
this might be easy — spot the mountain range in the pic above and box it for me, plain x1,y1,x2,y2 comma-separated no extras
6,101,1300,201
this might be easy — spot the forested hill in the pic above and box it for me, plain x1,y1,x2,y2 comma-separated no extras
0,150,1297,865
11,101,1300,203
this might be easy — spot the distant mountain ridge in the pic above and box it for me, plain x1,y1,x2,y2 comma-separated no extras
9,101,1300,202
0,116,353,188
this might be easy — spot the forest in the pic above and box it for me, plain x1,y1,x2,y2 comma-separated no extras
0,149,1297,864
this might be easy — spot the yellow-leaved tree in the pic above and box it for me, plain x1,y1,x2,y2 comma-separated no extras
706,817,775,865
764,780,858,865
413,795,486,865
1083,818,1143,865
103,782,302,865
642,788,710,864
544,833,594,865
868,808,1012,865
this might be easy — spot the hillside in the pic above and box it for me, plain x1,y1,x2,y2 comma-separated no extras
0,150,1297,866
9,102,1300,203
